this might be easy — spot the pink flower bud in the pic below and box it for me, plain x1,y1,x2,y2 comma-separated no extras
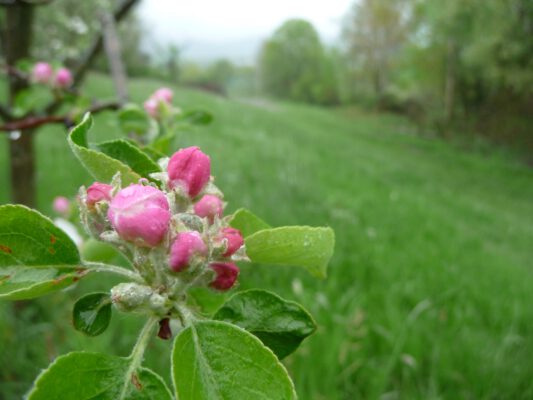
152,87,173,103
219,227,244,257
86,182,113,208
53,196,70,215
209,262,239,291
167,146,210,197
54,67,72,88
107,184,170,247
144,98,159,119
194,194,223,223
169,231,208,272
32,62,53,84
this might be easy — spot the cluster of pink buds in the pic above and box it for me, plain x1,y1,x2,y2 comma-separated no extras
143,87,174,119
31,62,73,89
78,146,246,317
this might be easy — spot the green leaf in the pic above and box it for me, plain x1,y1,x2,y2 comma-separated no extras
245,226,335,279
179,109,214,125
143,146,166,162
28,352,173,400
13,86,51,117
96,139,161,178
118,104,150,135
0,205,84,300
151,131,176,154
81,238,123,264
188,287,229,316
229,208,271,238
16,58,32,73
172,320,296,399
214,289,316,359
68,113,142,185
73,292,112,336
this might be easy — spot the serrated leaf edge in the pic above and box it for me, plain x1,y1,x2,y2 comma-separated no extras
245,225,335,279
171,320,298,400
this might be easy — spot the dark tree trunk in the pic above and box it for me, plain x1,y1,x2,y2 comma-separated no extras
2,1,36,207
8,130,36,207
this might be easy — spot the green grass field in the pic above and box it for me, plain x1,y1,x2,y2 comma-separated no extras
1,74,532,399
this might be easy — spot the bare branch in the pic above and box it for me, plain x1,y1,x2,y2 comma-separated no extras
44,0,139,115
71,0,139,88
0,101,120,132
0,63,29,81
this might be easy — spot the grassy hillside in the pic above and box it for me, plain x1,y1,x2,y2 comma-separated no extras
1,74,532,399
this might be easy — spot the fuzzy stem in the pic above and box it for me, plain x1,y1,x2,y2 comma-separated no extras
84,261,144,283
119,316,158,399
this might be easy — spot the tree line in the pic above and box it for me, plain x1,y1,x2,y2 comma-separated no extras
6,0,531,149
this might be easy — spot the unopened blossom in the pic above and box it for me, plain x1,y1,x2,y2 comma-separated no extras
219,227,244,257
54,67,73,89
194,194,223,223
209,262,239,291
108,184,170,247
167,146,210,197
86,182,113,208
32,62,53,84
169,231,208,272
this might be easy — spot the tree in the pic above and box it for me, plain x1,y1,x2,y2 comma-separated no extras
0,0,139,207
259,19,338,105
342,0,410,100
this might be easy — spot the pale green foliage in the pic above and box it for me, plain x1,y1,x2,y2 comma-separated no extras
342,0,409,99
259,19,339,105
68,113,144,185
245,226,335,279
229,208,271,238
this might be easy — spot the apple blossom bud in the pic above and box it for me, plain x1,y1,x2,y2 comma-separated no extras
53,196,70,215
152,87,173,103
107,184,170,247
167,146,210,197
111,282,167,315
144,98,159,119
169,231,207,272
54,67,72,88
209,262,239,291
86,182,113,208
194,194,223,223
32,62,53,84
219,227,244,257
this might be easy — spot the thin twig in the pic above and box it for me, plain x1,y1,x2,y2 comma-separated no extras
0,101,120,132
84,261,144,283
44,0,139,115
0,63,28,81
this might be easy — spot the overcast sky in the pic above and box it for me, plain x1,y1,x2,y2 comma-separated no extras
138,0,354,64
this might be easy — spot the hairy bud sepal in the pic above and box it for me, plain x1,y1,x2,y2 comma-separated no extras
167,147,211,198
110,283,168,316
